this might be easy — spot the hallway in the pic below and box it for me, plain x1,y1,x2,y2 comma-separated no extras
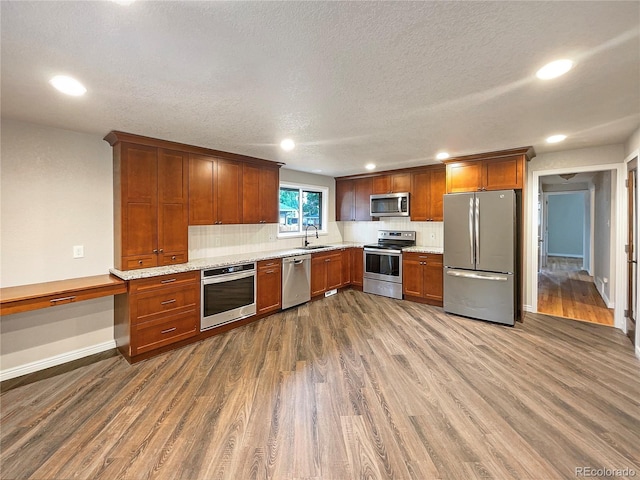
538,256,614,326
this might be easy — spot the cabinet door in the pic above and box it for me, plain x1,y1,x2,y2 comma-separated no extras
427,168,446,221
402,254,423,297
483,155,523,190
215,159,243,224
351,248,364,287
410,171,430,221
354,177,373,221
372,175,392,194
242,164,261,224
446,161,483,193
311,255,327,296
260,167,279,223
336,179,354,221
121,143,158,263
188,154,215,225
326,253,343,290
157,149,189,263
257,259,281,314
424,255,444,304
341,249,351,286
392,173,411,193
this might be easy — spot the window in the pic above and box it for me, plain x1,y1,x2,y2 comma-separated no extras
279,183,328,236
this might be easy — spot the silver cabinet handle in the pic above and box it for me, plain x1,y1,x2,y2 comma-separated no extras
161,299,176,305
161,278,176,284
50,296,76,304
161,327,177,334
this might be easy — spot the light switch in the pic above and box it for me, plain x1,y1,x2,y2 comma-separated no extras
73,245,84,258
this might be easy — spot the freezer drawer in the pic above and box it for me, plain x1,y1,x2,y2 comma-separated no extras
443,268,515,326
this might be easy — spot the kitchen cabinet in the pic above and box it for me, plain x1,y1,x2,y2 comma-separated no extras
402,252,443,306
257,258,281,314
242,164,279,224
189,154,243,225
341,248,352,286
351,247,364,287
372,173,411,194
445,150,531,193
108,138,189,271
311,251,343,296
114,271,200,361
336,177,373,221
410,167,446,221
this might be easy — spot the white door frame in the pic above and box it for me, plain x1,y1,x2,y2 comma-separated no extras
529,163,627,331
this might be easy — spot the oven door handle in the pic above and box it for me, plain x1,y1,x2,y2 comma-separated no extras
202,269,255,285
364,248,402,256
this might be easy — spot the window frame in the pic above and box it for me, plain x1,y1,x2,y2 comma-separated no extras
278,182,329,238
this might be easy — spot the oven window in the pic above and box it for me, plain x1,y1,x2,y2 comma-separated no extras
203,276,255,318
365,252,400,277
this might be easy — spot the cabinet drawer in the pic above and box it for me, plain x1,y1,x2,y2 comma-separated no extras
133,284,199,323
129,271,199,294
132,311,198,355
258,258,281,270
160,252,187,265
124,255,157,270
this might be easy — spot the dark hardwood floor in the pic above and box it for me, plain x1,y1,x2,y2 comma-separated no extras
2,290,639,480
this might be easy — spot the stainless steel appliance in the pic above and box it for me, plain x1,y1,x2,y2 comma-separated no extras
201,262,256,331
443,190,516,325
282,254,311,309
364,230,416,299
370,192,410,217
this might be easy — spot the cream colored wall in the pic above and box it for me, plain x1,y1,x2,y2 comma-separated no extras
524,144,625,310
1,119,115,376
340,219,443,248
624,126,640,356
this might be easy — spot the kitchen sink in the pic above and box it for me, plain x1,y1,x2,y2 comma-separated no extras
300,245,329,250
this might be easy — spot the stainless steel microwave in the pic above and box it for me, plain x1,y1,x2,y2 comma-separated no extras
370,192,410,217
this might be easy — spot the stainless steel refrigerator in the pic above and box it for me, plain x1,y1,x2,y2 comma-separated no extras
443,190,516,326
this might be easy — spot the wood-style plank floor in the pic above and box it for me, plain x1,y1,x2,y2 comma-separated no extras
538,256,614,326
2,290,639,480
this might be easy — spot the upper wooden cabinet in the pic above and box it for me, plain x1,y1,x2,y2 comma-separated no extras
188,154,243,225
410,166,446,221
336,177,373,221
108,137,189,270
445,147,534,193
372,173,411,194
242,164,279,224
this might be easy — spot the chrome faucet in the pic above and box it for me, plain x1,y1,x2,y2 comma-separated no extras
304,224,319,247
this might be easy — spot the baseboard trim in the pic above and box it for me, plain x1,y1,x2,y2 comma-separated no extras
636,344,640,360
523,304,534,313
0,340,117,382
547,253,584,259
595,277,614,309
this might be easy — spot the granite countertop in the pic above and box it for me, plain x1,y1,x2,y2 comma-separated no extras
109,242,365,280
402,246,444,254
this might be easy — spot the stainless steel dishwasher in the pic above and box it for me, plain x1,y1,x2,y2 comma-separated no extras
282,254,311,309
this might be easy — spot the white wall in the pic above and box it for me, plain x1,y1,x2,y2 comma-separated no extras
1,119,115,377
525,144,625,310
624,126,640,357
592,171,613,305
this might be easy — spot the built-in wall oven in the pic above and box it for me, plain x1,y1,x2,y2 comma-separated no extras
201,262,256,331
363,230,416,299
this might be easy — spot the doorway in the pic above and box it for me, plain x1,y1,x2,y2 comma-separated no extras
626,157,637,346
537,175,613,326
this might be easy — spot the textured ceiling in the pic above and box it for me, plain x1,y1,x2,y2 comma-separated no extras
1,1,639,176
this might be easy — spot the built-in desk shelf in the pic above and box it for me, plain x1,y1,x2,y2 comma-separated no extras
0,275,127,316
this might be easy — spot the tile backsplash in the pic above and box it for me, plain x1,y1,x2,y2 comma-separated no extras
189,220,443,260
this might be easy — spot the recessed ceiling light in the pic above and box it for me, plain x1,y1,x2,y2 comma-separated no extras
436,152,450,161
280,138,295,151
49,75,87,96
546,134,567,144
365,163,376,170
536,59,573,80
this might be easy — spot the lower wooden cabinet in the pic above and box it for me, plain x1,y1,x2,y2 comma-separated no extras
402,252,443,306
311,251,343,296
257,258,281,314
114,271,200,361
351,247,364,287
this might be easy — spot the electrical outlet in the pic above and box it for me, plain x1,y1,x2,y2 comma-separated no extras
73,245,84,258
269,234,275,241
430,233,436,240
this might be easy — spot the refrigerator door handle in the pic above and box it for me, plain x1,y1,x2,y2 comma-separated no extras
468,197,474,265
445,269,508,282
475,196,480,266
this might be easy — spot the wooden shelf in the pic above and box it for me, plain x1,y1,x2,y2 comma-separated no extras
0,274,127,316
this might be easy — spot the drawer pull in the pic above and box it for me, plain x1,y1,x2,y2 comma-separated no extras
138,260,143,265
161,327,177,334
50,296,76,304
171,255,176,261
161,299,176,305
161,278,177,284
